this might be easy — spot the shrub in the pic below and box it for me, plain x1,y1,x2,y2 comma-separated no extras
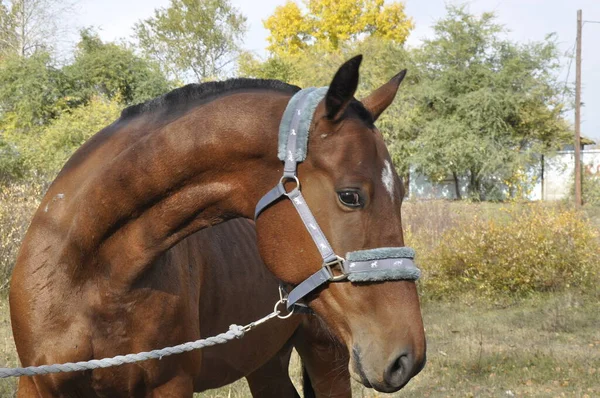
0,138,24,183
26,96,121,176
414,204,600,299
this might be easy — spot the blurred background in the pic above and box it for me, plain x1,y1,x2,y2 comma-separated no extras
0,0,598,396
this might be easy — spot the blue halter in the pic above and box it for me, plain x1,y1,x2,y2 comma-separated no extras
255,88,421,310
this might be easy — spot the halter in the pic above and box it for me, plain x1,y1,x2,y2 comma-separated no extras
255,87,421,311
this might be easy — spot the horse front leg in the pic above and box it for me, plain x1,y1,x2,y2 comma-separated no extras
17,376,41,398
245,339,299,398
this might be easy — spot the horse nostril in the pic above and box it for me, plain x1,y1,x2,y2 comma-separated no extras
384,352,412,388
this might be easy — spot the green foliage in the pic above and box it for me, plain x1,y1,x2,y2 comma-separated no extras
64,29,173,106
0,51,66,134
417,204,600,299
0,136,23,182
134,0,247,81
408,6,571,200
26,96,122,175
263,0,413,56
567,169,600,206
237,52,298,82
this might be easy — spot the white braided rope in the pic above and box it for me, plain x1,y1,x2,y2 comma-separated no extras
0,324,244,378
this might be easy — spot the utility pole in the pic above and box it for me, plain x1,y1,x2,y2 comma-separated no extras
575,9,582,208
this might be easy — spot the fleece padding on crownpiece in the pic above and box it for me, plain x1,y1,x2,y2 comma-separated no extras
277,87,328,162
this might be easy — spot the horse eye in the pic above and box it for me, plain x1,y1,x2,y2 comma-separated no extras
338,190,363,208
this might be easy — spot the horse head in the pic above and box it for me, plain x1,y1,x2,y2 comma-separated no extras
255,55,426,392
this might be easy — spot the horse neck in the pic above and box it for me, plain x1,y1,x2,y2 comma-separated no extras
30,91,289,285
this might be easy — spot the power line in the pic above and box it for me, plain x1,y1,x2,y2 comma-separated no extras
583,20,600,24
561,40,576,104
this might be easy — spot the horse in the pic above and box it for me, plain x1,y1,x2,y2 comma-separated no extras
9,55,426,397
176,218,351,397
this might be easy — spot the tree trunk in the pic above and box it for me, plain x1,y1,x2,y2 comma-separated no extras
403,172,410,199
452,171,461,200
469,169,482,201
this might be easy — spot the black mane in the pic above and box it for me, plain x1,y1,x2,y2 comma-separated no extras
120,77,374,127
120,78,301,120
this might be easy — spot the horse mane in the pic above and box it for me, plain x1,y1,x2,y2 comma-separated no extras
120,78,301,120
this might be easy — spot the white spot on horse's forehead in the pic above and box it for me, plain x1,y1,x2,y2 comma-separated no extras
381,160,395,201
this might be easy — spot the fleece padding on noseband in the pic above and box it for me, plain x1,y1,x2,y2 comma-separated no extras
346,247,415,261
345,247,421,282
277,87,328,162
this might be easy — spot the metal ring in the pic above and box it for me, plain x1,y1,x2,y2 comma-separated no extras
279,175,300,193
274,299,295,319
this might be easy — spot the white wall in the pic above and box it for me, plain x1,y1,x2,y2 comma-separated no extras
408,149,600,201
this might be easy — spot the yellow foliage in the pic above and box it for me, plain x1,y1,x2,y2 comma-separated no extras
264,0,413,56
263,2,311,56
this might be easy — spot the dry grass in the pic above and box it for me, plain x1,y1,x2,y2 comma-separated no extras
0,290,597,397
0,181,46,298
198,291,600,398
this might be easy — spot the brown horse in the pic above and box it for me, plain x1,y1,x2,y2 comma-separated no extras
9,55,426,396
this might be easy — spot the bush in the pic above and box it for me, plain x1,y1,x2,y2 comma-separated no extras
26,96,121,176
414,204,600,299
0,138,24,183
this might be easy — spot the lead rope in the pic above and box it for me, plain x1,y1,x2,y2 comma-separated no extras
0,297,292,378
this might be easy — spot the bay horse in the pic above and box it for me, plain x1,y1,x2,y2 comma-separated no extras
9,55,426,397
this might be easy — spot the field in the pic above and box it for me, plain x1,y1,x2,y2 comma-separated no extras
0,190,599,397
200,291,600,398
1,291,596,397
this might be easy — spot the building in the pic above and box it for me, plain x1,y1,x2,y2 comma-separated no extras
409,137,597,201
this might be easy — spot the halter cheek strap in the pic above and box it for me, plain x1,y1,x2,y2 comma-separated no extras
255,88,421,310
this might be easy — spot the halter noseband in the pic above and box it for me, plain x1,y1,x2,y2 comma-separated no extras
255,87,421,310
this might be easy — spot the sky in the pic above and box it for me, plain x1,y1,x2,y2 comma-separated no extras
71,0,600,142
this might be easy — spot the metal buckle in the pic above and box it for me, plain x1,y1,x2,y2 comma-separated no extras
324,256,348,282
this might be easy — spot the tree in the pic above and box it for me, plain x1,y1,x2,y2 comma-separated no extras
263,0,413,56
237,51,297,82
27,96,121,175
0,0,74,58
0,51,66,134
64,29,173,106
408,6,570,200
0,135,23,182
134,0,247,82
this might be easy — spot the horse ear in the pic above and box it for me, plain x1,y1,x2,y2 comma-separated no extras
361,69,407,121
325,55,362,120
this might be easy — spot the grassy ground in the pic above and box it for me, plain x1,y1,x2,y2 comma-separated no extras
198,291,600,398
1,290,596,397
